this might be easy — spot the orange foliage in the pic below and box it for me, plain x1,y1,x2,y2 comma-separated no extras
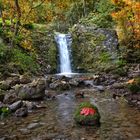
126,79,135,84
111,0,140,48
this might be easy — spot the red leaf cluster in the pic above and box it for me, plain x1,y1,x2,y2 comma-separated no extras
80,107,96,116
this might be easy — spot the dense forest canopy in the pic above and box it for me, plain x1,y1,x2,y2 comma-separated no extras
0,0,139,48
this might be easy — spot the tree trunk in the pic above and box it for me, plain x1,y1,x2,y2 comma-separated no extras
83,0,86,17
12,0,21,47
14,0,21,36
0,2,4,26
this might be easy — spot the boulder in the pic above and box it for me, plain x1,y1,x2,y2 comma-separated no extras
23,101,37,111
74,102,100,126
18,78,46,100
44,90,56,100
49,80,70,90
3,92,18,104
69,78,79,87
19,75,32,84
0,76,21,91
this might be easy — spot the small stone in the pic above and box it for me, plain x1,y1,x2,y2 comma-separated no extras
19,128,31,135
137,101,140,105
131,100,137,104
23,101,37,110
9,100,23,112
15,107,28,117
81,138,87,140
0,122,5,125
112,83,125,89
0,137,7,140
95,85,105,92
27,123,41,129
69,79,79,86
83,80,94,87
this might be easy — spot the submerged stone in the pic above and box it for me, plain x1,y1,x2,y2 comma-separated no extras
15,107,28,117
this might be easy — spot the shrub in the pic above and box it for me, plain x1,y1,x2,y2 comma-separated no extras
80,13,114,28
112,67,128,76
12,49,39,74
127,78,140,94
99,52,111,63
115,59,127,68
0,107,11,119
0,44,12,64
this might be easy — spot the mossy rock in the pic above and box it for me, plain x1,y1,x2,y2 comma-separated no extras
0,82,11,90
74,102,100,126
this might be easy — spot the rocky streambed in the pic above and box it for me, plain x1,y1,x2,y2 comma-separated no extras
0,74,140,140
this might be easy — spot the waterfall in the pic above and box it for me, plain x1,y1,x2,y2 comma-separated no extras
55,33,72,74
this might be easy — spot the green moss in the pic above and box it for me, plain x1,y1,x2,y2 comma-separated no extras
115,59,127,68
0,44,12,64
0,107,11,119
99,52,111,63
112,67,127,76
12,49,39,74
18,92,30,100
46,44,57,73
74,102,100,126
0,83,10,91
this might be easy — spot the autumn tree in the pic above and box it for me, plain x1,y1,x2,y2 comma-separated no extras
111,0,140,48
1,0,49,50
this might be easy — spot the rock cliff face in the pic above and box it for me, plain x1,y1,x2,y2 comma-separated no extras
70,24,119,73
32,26,58,74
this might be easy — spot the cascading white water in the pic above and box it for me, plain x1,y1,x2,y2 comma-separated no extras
55,33,72,74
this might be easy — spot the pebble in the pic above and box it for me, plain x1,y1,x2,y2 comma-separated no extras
27,123,42,129
19,128,31,135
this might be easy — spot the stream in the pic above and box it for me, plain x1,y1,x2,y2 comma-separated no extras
0,86,140,140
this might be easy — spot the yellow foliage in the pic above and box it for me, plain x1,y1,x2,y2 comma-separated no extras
111,0,140,48
20,39,34,52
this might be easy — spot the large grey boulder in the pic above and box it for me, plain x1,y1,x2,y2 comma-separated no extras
17,78,47,100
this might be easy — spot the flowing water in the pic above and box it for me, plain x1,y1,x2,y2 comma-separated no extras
0,35,140,139
0,87,140,140
55,33,72,74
